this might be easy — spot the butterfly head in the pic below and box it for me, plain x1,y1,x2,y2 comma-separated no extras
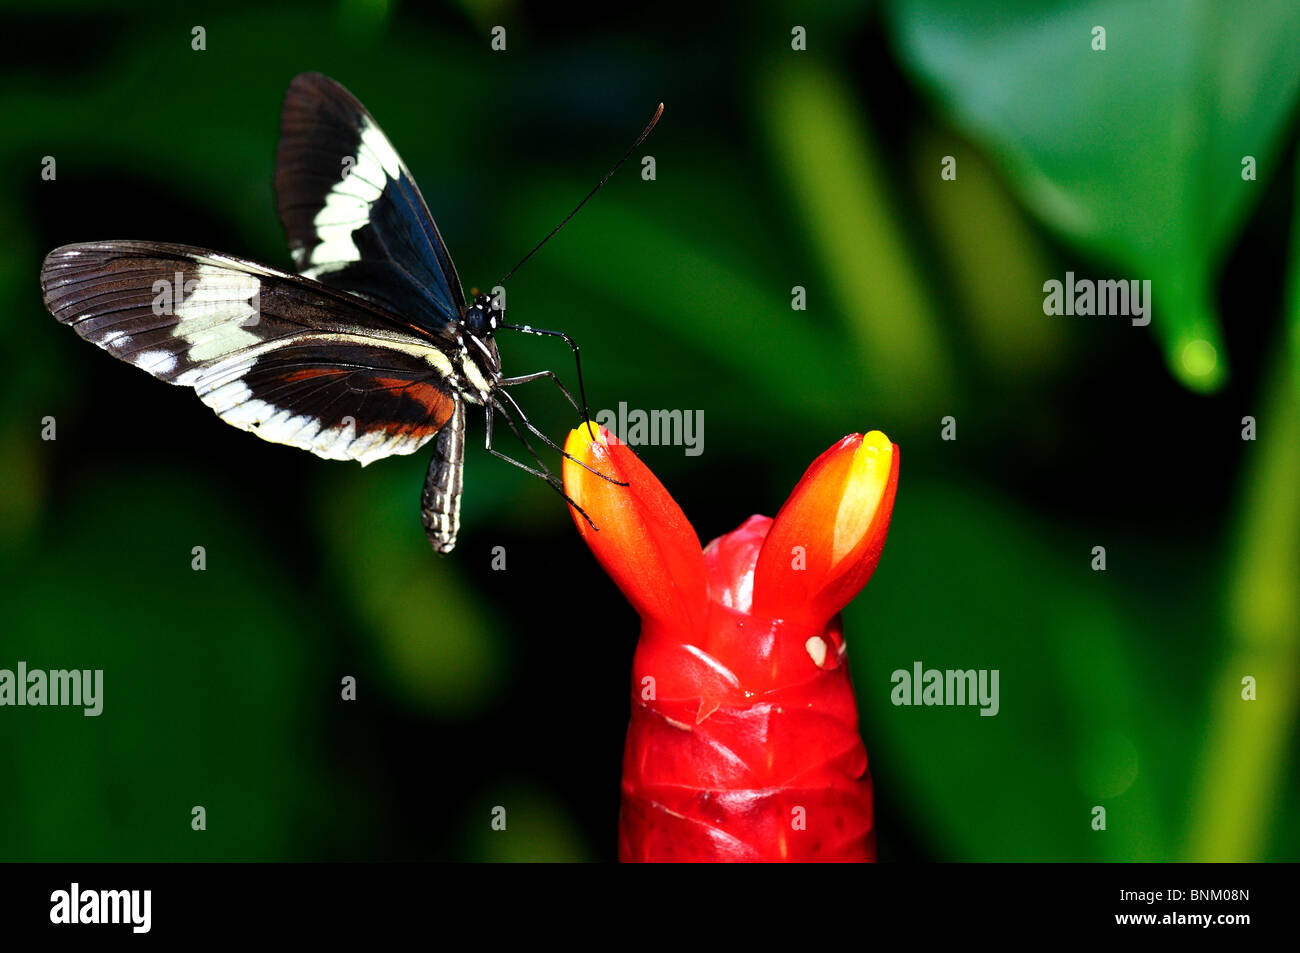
464,293,502,340
456,293,504,398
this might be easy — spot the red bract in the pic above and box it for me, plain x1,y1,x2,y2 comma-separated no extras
563,426,899,863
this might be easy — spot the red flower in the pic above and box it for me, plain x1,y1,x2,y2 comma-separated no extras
563,426,899,862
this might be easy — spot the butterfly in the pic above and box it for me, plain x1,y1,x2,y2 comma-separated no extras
40,73,660,553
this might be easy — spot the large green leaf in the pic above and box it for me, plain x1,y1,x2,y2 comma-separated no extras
886,0,1300,392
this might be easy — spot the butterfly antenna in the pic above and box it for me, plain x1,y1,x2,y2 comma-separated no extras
497,102,664,287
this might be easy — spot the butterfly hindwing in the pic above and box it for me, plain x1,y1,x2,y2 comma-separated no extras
41,241,458,465
275,72,466,331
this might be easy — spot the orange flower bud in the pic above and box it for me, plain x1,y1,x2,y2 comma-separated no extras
752,432,898,628
562,425,707,630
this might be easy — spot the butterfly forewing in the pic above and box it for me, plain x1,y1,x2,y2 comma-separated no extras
41,241,460,466
275,72,466,330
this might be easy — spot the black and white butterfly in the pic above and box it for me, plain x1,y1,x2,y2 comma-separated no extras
41,73,659,553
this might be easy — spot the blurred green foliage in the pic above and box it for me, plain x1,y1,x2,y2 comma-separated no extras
888,0,1300,392
1,0,1297,861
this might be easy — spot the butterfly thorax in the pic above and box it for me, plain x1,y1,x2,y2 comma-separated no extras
455,293,503,403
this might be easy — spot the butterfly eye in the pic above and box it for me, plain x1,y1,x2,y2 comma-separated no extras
462,305,490,339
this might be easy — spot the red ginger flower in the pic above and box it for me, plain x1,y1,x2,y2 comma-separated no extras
563,426,899,862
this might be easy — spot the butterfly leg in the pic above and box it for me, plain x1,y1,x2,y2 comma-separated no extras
497,369,581,416
498,323,595,431
493,388,626,486
483,401,601,533
483,404,560,484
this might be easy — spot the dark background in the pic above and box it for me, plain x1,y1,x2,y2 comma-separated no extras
2,0,1298,861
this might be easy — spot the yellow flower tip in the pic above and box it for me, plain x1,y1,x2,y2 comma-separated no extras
831,431,894,565
562,424,625,523
861,430,893,455
564,422,609,460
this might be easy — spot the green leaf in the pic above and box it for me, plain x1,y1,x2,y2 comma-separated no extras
886,0,1300,392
